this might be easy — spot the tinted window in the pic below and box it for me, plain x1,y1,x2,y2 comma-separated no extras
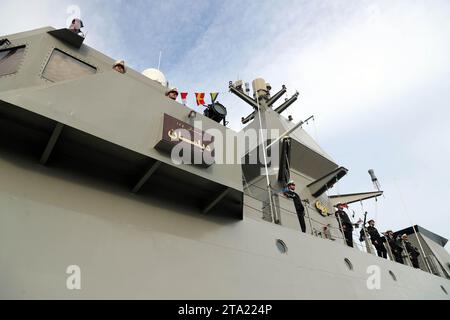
0,46,25,76
42,49,96,82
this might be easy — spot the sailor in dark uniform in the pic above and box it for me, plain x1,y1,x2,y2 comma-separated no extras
385,230,403,264
335,203,354,247
367,220,387,258
401,234,420,268
283,180,306,233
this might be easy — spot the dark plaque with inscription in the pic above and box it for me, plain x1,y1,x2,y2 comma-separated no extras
155,114,215,167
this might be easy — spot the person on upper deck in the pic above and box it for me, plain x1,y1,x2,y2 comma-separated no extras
367,220,387,258
283,180,306,233
113,60,126,74
69,18,85,37
335,203,354,247
166,87,179,101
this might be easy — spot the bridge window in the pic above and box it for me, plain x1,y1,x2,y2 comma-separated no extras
0,45,25,77
42,49,96,83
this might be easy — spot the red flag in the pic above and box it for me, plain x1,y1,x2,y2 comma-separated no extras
180,92,188,105
195,93,205,106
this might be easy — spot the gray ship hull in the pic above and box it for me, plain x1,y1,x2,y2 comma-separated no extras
1,152,449,299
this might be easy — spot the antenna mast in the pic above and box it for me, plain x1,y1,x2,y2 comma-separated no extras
157,51,162,70
229,78,300,225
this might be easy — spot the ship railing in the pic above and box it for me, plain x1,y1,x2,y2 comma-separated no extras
242,186,372,254
243,182,429,266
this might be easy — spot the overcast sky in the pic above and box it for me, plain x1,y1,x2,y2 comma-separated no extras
1,0,449,249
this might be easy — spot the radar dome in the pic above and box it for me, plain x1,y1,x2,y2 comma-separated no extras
142,68,167,87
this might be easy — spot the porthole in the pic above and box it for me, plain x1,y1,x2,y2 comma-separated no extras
441,285,448,295
276,239,288,254
389,270,397,281
344,258,353,271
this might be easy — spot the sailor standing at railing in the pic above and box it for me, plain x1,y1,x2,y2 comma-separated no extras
385,230,404,264
283,180,306,233
335,203,354,247
401,234,421,269
367,220,387,258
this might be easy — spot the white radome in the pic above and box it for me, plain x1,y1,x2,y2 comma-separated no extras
142,68,167,87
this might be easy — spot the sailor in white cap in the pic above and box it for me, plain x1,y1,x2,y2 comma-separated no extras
335,203,354,247
283,180,306,233
166,87,179,101
401,234,420,268
113,60,126,74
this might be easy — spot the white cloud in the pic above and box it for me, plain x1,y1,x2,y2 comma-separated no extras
0,0,65,33
237,0,450,133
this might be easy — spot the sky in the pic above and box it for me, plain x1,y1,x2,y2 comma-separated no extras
1,0,449,250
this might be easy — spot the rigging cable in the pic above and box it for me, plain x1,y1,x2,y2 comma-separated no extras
392,177,432,273
374,197,378,223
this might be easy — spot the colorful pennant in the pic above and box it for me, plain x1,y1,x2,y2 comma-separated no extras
210,92,219,103
180,92,188,105
195,93,205,106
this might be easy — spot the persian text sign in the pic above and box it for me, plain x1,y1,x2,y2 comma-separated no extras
155,113,215,167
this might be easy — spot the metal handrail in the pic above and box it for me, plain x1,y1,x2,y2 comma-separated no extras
244,190,384,254
243,183,428,263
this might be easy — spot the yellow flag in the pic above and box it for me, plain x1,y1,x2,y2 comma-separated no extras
210,92,219,103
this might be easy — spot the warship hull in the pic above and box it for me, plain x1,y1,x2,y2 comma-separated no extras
1,152,449,299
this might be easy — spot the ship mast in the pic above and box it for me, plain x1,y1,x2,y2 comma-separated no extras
229,78,299,224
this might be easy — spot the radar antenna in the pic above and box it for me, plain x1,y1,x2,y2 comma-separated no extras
229,81,299,124
368,169,381,191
